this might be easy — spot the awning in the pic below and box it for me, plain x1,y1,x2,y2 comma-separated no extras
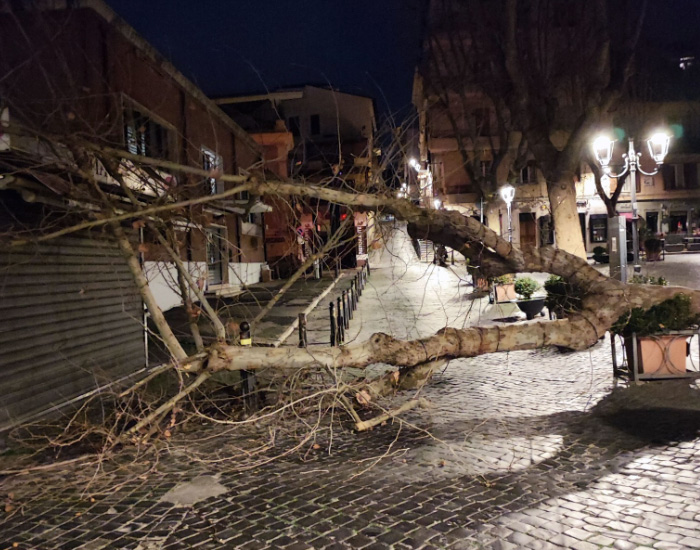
209,200,273,215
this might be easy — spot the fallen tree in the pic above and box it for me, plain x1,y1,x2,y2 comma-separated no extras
5,144,700,448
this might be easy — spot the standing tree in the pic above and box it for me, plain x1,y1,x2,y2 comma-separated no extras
418,0,648,257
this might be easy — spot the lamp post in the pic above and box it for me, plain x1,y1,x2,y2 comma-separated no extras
500,184,515,242
592,133,671,272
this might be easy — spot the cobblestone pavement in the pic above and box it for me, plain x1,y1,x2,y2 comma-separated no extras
2,225,700,549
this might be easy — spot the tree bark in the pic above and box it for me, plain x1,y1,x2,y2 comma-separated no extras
547,179,586,258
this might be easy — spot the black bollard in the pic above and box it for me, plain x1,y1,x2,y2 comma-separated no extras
351,280,357,310
239,321,258,410
337,296,344,344
356,273,362,297
366,260,370,277
342,290,350,328
330,302,336,347
347,287,354,319
298,313,307,348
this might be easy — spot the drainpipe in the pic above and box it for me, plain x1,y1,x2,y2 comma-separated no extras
261,212,268,263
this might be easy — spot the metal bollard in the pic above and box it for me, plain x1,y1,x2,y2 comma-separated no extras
342,290,350,328
239,321,258,410
337,296,344,344
330,302,336,347
347,287,354,319
356,273,362,297
298,312,307,348
351,280,357,310
366,260,370,277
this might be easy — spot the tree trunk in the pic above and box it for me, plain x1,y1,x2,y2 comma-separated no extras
485,199,502,236
547,180,586,259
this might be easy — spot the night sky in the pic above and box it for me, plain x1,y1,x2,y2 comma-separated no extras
105,1,699,122
106,0,425,120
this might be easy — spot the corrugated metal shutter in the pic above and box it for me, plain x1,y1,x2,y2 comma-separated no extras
0,235,146,428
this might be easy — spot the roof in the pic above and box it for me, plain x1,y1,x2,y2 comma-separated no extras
214,85,376,106
0,0,261,154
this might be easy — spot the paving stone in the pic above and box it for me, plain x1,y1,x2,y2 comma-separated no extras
4,258,700,550
564,527,592,541
587,534,615,546
652,543,686,550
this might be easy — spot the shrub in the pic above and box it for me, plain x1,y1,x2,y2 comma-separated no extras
592,245,609,264
514,277,540,300
491,274,514,286
544,275,583,316
629,275,668,286
611,294,700,337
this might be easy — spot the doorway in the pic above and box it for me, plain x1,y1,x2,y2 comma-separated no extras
206,227,226,285
646,212,659,235
519,212,537,248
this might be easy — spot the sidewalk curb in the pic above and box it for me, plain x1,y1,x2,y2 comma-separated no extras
272,273,345,348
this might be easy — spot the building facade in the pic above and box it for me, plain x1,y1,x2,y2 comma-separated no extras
0,0,270,427
217,86,380,268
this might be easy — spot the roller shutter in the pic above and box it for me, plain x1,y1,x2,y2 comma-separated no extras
0,235,146,428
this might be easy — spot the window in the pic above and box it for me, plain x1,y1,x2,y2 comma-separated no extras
479,160,492,177
288,116,300,137
662,163,700,190
590,214,608,243
680,56,695,70
310,114,320,135
124,107,171,159
356,226,367,255
646,212,659,234
620,175,641,194
202,148,223,195
520,162,538,184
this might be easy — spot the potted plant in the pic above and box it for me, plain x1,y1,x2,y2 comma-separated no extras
490,274,516,303
592,245,609,264
611,293,700,380
644,237,663,262
544,275,583,320
629,275,667,286
514,276,545,320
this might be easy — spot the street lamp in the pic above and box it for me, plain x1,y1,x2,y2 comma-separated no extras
592,132,671,272
500,184,515,242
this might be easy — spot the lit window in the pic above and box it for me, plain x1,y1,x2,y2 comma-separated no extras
680,56,695,70
590,215,608,243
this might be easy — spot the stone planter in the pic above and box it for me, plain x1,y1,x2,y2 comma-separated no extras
515,297,545,320
494,283,517,303
625,333,689,380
